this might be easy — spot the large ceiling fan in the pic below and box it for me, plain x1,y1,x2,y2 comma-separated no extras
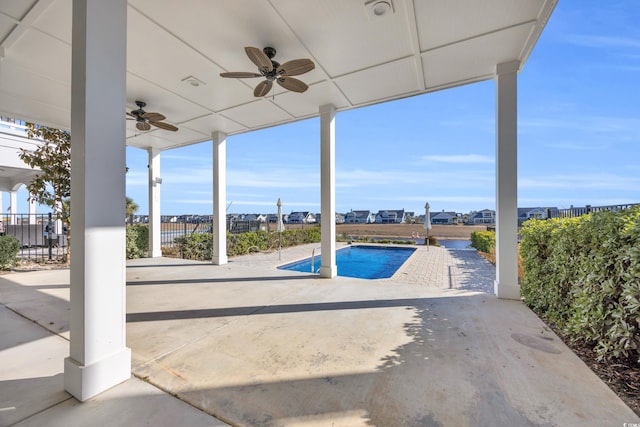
126,101,178,132
220,47,315,97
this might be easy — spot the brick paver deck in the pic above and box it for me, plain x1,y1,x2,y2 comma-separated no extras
393,245,494,293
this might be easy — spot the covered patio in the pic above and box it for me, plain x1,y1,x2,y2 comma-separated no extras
2,245,637,425
0,0,607,418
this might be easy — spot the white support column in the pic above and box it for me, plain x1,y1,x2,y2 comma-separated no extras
9,190,17,224
28,196,37,224
212,131,227,265
148,147,162,257
64,0,130,401
319,104,337,278
494,61,520,300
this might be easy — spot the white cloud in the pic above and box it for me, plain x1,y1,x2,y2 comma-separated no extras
421,154,494,164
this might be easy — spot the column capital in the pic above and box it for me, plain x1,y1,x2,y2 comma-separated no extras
319,104,336,116
496,61,520,76
212,130,227,142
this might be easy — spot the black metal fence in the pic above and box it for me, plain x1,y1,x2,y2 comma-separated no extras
552,203,640,219
130,216,270,248
1,213,67,262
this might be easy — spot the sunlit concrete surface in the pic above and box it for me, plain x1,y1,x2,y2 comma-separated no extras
1,244,638,426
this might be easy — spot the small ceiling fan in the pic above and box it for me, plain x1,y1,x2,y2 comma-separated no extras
220,46,315,97
126,101,178,132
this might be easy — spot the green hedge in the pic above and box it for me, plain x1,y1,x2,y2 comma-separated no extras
0,235,20,270
126,224,149,259
470,230,496,253
520,208,640,362
175,227,322,261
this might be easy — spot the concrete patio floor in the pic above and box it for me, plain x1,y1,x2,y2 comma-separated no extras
1,243,638,426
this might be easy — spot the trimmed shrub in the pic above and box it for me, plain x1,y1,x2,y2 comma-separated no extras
174,232,213,260
0,236,20,270
126,224,149,259
520,208,640,362
470,230,495,253
175,227,322,261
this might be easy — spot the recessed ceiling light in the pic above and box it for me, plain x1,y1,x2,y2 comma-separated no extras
365,0,394,20
181,75,206,87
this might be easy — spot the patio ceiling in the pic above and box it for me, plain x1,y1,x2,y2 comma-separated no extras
0,0,556,151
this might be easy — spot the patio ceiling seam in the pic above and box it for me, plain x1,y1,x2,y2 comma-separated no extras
0,0,55,49
419,19,539,54
404,0,426,91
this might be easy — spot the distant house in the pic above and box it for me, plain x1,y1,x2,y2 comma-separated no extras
242,213,266,222
344,210,374,224
375,209,405,224
430,211,457,225
518,207,559,225
471,209,495,224
287,211,316,224
312,213,345,224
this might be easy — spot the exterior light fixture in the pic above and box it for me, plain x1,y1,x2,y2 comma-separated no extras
181,75,206,87
365,0,394,20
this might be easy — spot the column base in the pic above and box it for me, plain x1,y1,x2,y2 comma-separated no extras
150,248,162,258
64,347,131,401
494,280,521,300
213,255,228,265
319,265,337,278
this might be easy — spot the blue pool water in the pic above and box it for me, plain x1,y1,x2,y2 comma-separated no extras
278,245,416,279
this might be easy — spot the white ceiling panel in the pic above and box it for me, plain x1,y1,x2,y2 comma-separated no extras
7,26,70,84
0,0,557,151
0,13,16,42
423,23,536,89
126,125,208,151
127,7,255,113
180,114,247,137
31,0,71,43
126,73,210,124
417,0,545,50
276,81,350,119
0,61,69,127
273,0,414,77
220,99,293,129
334,57,421,106
0,0,36,21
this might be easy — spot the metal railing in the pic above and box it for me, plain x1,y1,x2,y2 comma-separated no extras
1,213,66,262
552,203,640,219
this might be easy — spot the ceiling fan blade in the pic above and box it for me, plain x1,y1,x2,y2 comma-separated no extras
142,112,166,121
136,122,151,131
277,59,315,76
245,46,273,73
126,112,136,118
150,121,178,132
254,80,273,97
220,71,262,78
277,76,308,93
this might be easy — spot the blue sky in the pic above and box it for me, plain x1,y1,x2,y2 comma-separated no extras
5,1,640,217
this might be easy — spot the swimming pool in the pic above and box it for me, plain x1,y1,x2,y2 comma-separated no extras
278,245,416,279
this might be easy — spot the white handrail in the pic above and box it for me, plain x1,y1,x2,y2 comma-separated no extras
311,246,321,273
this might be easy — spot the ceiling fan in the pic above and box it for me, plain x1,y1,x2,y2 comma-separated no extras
220,46,315,97
126,101,178,132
